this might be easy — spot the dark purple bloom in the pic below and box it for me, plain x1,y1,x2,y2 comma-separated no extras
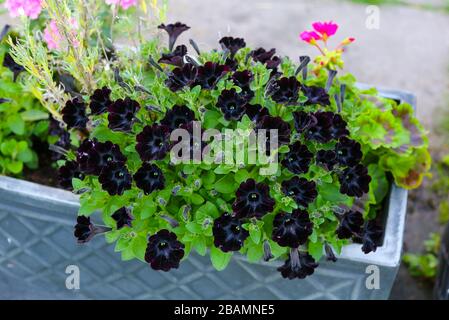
165,63,198,92
0,98,9,104
336,211,364,239
98,162,132,196
281,142,313,174
316,149,338,170
195,62,230,90
58,161,84,191
303,111,334,143
213,213,249,252
335,137,363,167
158,45,187,67
76,139,126,175
329,114,349,139
3,52,24,81
219,36,246,57
293,111,316,133
61,98,88,130
133,163,165,195
361,220,383,254
268,76,301,105
250,47,281,71
111,207,133,230
145,229,185,271
136,124,171,162
161,105,195,130
216,88,248,121
232,179,275,219
74,216,111,244
272,209,313,248
278,250,318,280
302,85,330,106
224,57,239,71
256,116,291,148
158,22,190,51
339,164,372,197
231,70,254,100
107,97,140,132
244,104,269,122
89,87,112,115
282,177,317,208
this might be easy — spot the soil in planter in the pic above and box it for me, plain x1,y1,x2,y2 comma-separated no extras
22,137,59,188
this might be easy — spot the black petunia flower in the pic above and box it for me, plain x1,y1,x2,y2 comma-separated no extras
216,88,248,121
316,149,338,171
329,114,349,139
301,85,330,106
145,229,185,271
58,161,84,190
133,163,165,195
303,111,333,143
281,142,313,174
3,52,24,81
232,179,275,219
293,111,316,133
213,213,249,252
339,164,372,197
165,63,198,92
361,220,383,254
224,57,239,71
219,36,246,58
231,70,254,101
89,87,112,115
98,162,132,196
256,116,291,148
195,62,230,90
76,139,126,175
107,97,140,132
250,47,281,72
272,209,313,248
158,44,187,67
136,124,171,161
336,210,364,239
61,98,88,130
158,22,190,51
335,137,363,167
74,216,111,244
278,250,318,280
111,207,133,230
282,177,317,208
244,104,269,122
161,105,195,130
52,131,71,161
268,76,301,105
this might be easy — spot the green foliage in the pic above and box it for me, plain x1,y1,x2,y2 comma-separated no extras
403,233,440,280
0,35,48,175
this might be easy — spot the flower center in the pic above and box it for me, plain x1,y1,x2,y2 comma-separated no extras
249,192,259,202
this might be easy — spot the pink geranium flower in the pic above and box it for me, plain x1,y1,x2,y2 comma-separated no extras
312,21,339,40
5,0,42,20
105,0,138,10
43,19,79,51
299,31,321,44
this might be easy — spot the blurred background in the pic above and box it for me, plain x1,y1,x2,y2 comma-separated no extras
2,0,449,299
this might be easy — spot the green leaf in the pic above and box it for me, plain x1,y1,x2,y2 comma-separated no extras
193,236,207,256
6,160,23,174
214,174,236,194
131,236,147,262
249,225,262,244
20,109,48,121
308,241,324,262
246,245,263,263
7,114,25,135
210,246,232,271
140,198,157,219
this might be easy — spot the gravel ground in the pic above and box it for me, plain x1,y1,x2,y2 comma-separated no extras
1,0,449,300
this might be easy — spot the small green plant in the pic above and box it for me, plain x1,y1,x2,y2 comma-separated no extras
403,233,440,280
0,27,49,175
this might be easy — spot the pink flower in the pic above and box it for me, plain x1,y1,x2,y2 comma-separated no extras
105,0,138,10
312,21,339,40
300,31,321,44
5,0,42,20
43,19,79,51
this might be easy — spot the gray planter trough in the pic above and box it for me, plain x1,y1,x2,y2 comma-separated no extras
0,87,414,300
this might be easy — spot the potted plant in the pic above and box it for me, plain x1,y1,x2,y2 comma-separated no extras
0,1,430,299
